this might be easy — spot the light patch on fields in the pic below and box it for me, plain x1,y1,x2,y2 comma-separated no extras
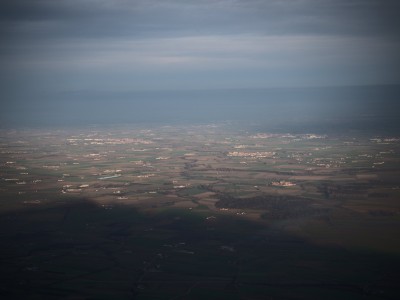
194,192,216,199
198,198,219,210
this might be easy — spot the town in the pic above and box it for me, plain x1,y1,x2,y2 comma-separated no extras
1,124,399,299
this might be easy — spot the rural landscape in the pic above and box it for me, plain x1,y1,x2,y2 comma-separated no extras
1,123,399,299
1,0,400,299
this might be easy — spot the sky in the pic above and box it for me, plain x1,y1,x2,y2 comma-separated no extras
0,0,400,127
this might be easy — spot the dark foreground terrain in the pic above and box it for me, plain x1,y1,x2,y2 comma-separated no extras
1,200,400,300
1,124,399,299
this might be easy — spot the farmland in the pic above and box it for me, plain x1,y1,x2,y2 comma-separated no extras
1,124,400,299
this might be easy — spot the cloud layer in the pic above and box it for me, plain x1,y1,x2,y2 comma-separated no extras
1,0,399,99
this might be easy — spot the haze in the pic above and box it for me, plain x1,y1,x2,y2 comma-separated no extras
1,2,400,299
1,0,399,129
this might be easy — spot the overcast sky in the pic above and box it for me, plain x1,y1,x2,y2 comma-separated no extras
1,0,400,93
0,0,400,127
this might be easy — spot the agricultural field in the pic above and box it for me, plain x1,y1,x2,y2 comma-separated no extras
1,124,400,299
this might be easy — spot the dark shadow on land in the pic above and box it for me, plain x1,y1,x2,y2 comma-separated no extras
0,198,399,299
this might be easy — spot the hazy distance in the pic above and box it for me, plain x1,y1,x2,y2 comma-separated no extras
1,1,399,131
0,85,399,135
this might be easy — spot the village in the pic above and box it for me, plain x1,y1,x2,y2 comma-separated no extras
1,124,400,299
0,125,399,217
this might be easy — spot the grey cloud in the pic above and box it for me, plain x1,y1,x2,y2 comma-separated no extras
0,0,399,102
1,0,400,41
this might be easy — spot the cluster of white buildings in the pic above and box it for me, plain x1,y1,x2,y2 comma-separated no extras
227,151,275,158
